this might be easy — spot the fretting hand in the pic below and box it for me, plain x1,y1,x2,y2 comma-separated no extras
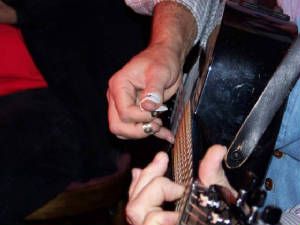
126,145,237,225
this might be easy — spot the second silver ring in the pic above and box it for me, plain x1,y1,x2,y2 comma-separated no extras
142,122,154,134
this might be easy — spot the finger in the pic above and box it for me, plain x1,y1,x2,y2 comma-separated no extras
153,127,175,144
127,177,184,225
108,97,160,139
135,177,185,206
162,73,182,101
119,121,163,139
140,70,182,112
109,75,153,123
129,168,142,198
198,144,227,187
111,112,173,142
130,152,169,200
152,117,163,126
139,70,170,111
108,92,148,132
139,92,164,112
144,211,179,225
198,145,237,196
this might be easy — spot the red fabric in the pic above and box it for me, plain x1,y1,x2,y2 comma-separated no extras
0,24,47,96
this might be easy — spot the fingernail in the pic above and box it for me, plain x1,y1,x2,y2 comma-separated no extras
139,93,161,111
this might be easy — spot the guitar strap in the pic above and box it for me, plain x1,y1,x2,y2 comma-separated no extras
225,35,300,169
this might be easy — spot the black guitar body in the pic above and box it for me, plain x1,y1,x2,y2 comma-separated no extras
191,2,297,190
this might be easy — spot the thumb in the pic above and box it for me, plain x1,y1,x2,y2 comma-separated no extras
198,145,227,187
144,211,179,225
198,145,238,197
140,70,171,112
139,91,165,113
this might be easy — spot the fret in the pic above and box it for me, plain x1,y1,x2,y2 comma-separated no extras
177,179,284,225
178,181,208,225
177,180,234,225
189,202,207,218
181,208,207,225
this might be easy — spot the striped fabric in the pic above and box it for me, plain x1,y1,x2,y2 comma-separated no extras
281,205,300,225
278,0,300,22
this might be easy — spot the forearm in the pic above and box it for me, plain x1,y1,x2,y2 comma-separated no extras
149,1,197,65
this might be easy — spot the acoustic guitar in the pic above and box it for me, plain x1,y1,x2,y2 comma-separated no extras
168,0,298,224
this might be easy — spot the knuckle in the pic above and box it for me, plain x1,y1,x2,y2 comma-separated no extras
125,203,141,225
141,113,153,122
144,211,162,225
125,203,134,219
147,63,170,77
152,176,168,186
109,122,122,135
108,76,115,88
153,118,163,126
108,75,120,89
118,111,131,123
142,162,158,174
152,123,161,133
145,211,156,222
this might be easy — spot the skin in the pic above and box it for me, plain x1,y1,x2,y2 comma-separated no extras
126,145,237,225
107,1,197,143
0,0,17,24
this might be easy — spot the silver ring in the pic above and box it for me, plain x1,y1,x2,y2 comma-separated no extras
151,111,160,118
142,122,154,134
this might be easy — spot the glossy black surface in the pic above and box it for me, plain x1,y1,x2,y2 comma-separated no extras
191,3,296,189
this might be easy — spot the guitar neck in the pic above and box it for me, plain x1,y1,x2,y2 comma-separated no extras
172,101,194,211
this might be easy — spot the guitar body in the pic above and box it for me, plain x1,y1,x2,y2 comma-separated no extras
170,1,298,224
190,1,297,189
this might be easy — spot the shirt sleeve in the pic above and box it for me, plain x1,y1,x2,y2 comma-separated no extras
124,0,204,43
281,204,300,225
277,0,300,21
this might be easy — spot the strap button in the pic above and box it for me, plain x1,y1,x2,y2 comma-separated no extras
265,178,273,191
273,150,283,159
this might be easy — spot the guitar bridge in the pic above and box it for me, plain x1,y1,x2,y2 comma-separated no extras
177,180,282,225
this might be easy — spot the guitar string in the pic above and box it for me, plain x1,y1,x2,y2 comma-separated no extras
174,101,194,211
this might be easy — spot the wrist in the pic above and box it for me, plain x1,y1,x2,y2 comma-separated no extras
149,41,182,62
150,1,196,62
146,42,182,77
